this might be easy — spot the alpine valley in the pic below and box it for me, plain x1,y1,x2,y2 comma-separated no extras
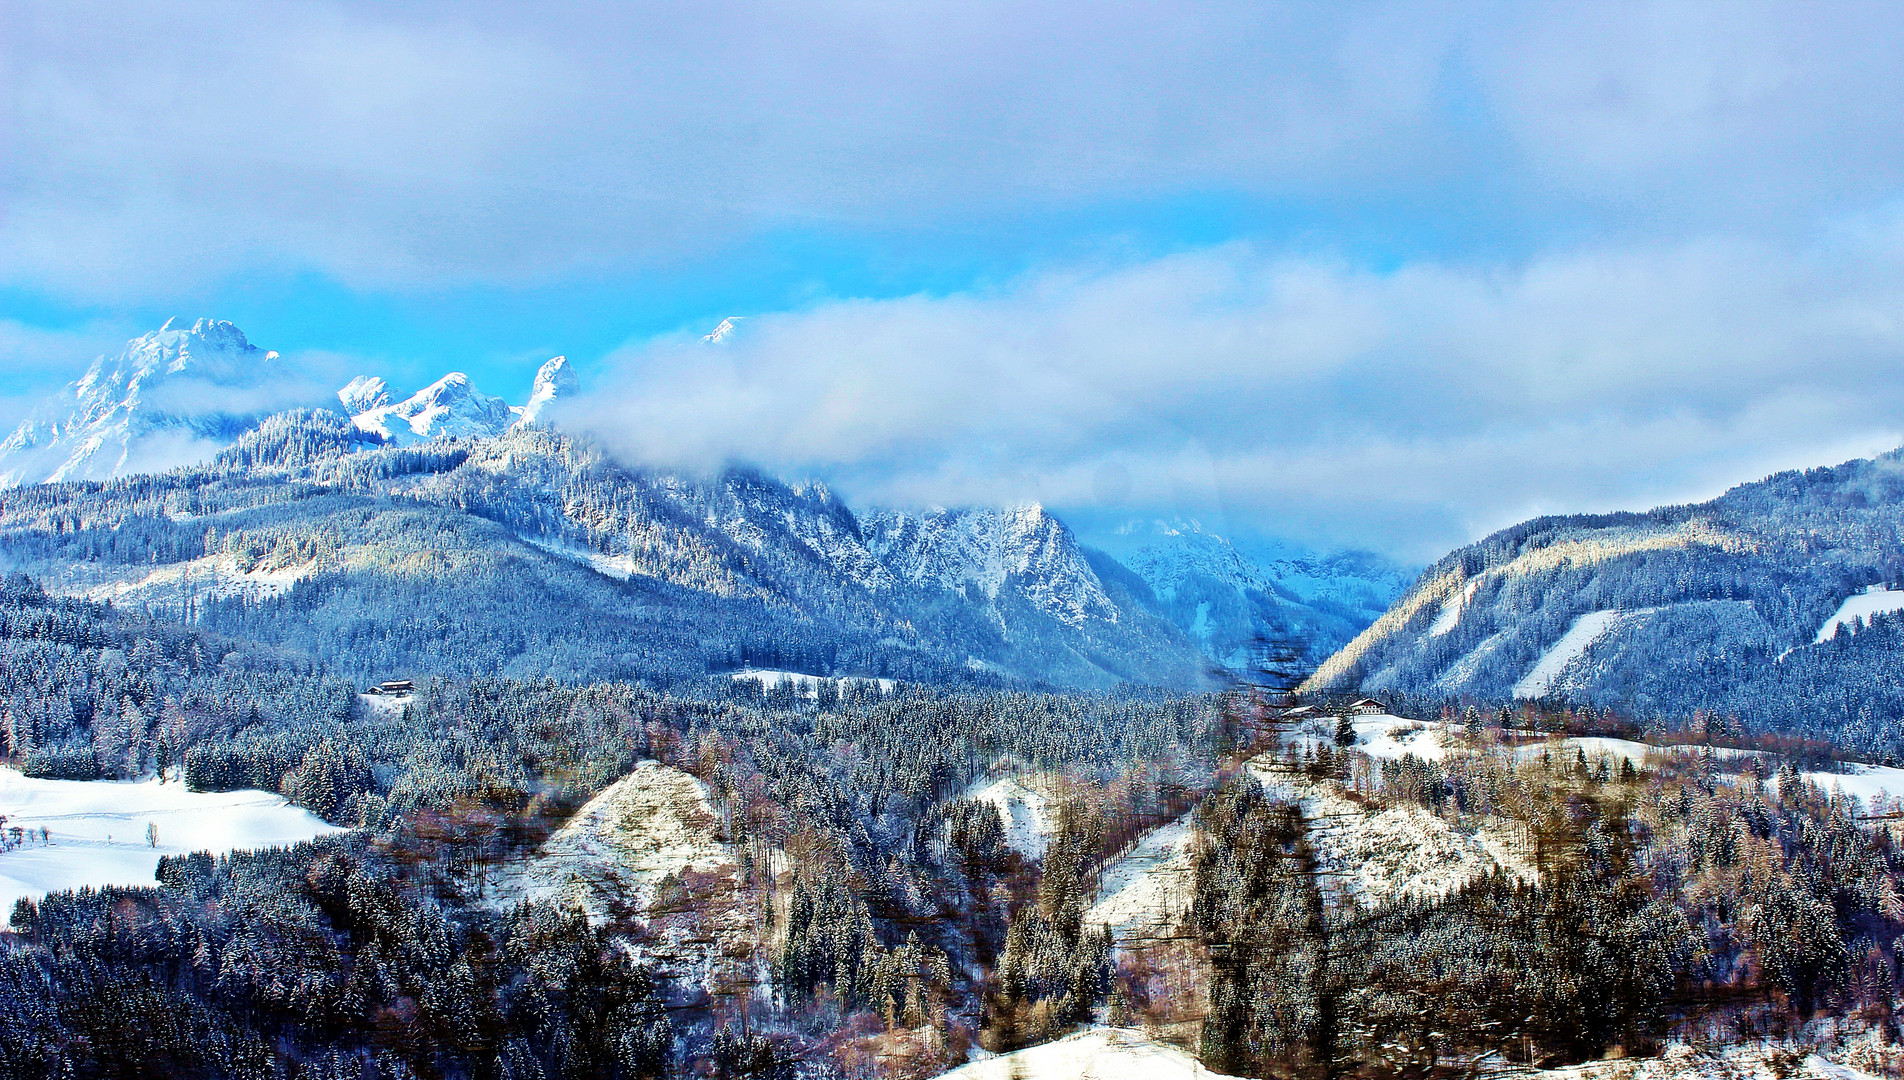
5,321,1904,1080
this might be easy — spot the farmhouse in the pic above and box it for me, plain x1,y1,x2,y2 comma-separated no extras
367,679,415,696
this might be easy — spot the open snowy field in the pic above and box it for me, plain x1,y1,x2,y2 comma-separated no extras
935,1028,1240,1080
965,773,1060,859
0,766,346,915
1086,816,1197,941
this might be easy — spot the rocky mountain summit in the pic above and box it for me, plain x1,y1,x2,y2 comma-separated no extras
0,318,284,487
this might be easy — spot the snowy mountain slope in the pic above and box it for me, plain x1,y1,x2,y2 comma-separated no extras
1095,519,1412,671
935,1028,1245,1080
1249,760,1534,909
506,760,737,924
0,319,299,486
0,417,1208,689
865,505,1119,628
1306,448,1904,753
1085,815,1197,942
965,774,1058,859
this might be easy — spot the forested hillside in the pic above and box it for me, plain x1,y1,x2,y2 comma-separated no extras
1310,448,1904,757
5,583,1904,1080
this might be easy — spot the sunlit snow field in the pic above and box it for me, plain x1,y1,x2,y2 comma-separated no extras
0,766,346,914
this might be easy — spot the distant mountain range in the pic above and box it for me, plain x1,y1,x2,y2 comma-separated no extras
0,319,1411,687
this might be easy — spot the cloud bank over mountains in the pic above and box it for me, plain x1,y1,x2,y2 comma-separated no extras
6,2,1904,555
587,233,1904,556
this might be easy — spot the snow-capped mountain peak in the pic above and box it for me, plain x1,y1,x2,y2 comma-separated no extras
512,356,576,428
0,318,293,487
352,372,513,445
337,376,392,414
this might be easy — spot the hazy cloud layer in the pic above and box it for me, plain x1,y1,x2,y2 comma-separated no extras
579,232,1904,557
7,2,1904,295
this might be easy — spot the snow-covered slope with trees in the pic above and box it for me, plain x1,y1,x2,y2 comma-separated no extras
1308,449,1904,755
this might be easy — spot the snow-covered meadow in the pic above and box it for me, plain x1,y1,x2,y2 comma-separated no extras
0,766,346,915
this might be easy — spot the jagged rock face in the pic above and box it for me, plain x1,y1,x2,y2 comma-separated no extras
863,505,1120,628
351,372,513,445
337,376,391,414
0,318,288,487
512,356,577,428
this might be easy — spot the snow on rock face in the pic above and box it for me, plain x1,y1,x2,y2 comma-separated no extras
337,375,391,414
512,355,577,428
0,318,294,487
702,317,744,344
865,504,1118,627
352,372,513,445
1248,760,1535,908
934,1027,1245,1080
0,766,346,915
510,761,739,925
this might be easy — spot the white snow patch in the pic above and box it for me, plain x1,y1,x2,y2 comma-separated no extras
726,668,896,697
1816,585,1904,643
522,535,639,581
1348,714,1457,762
934,1028,1242,1080
507,761,737,923
1086,817,1197,941
1427,578,1479,637
44,553,311,611
1513,609,1649,699
966,775,1056,860
1783,763,1904,807
0,767,346,915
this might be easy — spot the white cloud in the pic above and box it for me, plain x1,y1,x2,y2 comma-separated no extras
577,231,1904,557
8,2,1904,296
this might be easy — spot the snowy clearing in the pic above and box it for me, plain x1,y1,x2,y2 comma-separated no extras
1427,578,1479,637
497,761,757,994
1348,714,1457,762
725,668,897,696
1250,762,1535,908
1815,585,1904,643
1086,816,1197,941
966,774,1057,859
1782,763,1904,807
934,1028,1240,1080
38,553,312,612
522,535,639,581
1514,609,1644,699
0,767,346,915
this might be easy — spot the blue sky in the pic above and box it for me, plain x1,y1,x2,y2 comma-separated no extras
6,1,1904,559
